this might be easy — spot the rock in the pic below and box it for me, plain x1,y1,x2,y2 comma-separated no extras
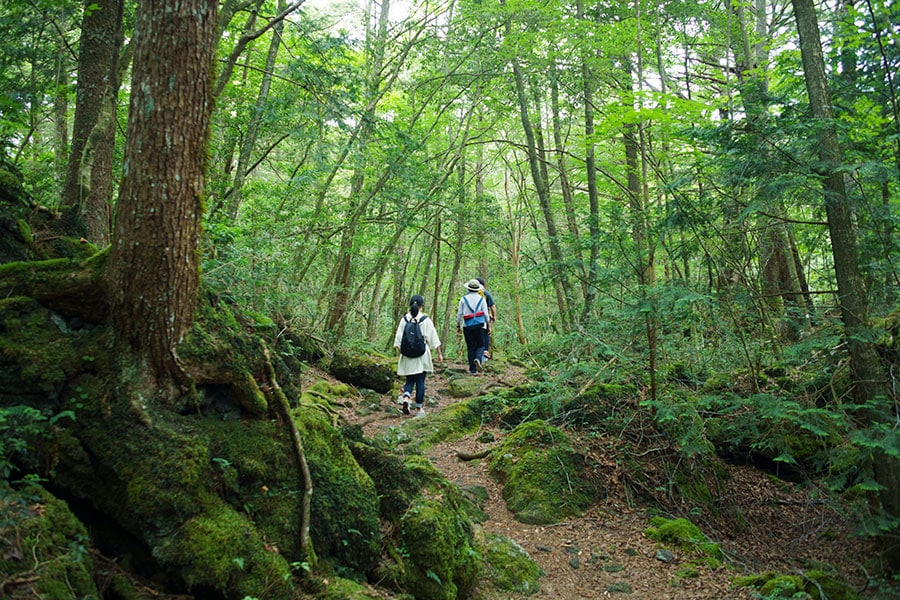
655,549,675,563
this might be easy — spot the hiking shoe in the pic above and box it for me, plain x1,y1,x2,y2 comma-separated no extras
475,358,483,373
400,393,410,415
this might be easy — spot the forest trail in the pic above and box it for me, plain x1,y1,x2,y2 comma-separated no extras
326,356,874,599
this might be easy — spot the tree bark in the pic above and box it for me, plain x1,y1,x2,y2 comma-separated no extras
107,0,217,394
61,0,124,244
506,34,571,328
577,0,600,321
792,0,897,567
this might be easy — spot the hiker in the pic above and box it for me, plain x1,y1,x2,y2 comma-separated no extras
457,279,488,374
476,276,496,360
394,294,442,416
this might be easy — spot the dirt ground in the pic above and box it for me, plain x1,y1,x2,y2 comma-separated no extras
327,357,885,599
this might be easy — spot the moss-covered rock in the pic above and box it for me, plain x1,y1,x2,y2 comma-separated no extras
0,485,98,600
489,420,601,524
445,374,483,398
153,497,294,598
328,350,394,394
400,399,482,450
482,531,543,594
297,408,381,576
398,497,481,600
733,568,860,600
643,516,722,561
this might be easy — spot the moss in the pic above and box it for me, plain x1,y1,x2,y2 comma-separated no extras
308,380,351,398
235,370,268,415
0,296,92,406
445,375,483,398
297,408,381,576
0,485,98,600
399,497,480,600
488,420,600,524
483,532,543,594
733,569,860,600
328,350,394,394
315,576,394,599
349,441,430,521
644,517,722,561
153,498,294,599
402,399,482,449
16,218,33,243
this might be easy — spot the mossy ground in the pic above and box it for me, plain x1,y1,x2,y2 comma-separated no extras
733,568,861,599
488,420,601,524
0,485,98,600
1,268,512,600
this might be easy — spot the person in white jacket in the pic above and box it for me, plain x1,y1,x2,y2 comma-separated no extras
393,294,442,416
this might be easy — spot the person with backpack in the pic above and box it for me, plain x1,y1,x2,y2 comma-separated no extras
456,279,489,374
393,294,442,416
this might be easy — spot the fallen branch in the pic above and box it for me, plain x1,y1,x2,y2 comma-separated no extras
456,448,492,461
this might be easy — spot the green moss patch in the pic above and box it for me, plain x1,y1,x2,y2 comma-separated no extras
482,532,543,594
398,497,481,600
489,420,601,524
733,568,860,599
297,408,381,576
0,485,98,600
153,498,293,599
643,517,722,563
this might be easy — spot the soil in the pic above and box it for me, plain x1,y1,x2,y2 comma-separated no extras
326,357,887,600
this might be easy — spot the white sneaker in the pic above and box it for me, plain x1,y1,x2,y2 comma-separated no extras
415,407,426,417
400,393,410,415
475,358,483,372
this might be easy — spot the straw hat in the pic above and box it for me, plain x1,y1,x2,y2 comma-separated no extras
464,279,482,292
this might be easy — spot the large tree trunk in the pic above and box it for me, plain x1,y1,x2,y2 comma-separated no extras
107,0,217,394
792,0,897,568
61,0,124,244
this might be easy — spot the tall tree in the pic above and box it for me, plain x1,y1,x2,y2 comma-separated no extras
791,0,898,565
61,0,124,244
107,0,217,395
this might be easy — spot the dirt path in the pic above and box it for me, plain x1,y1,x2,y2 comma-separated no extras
330,359,878,599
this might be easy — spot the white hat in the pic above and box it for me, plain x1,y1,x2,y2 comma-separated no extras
465,279,482,292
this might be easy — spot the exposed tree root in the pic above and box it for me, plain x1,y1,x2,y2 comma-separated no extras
263,345,316,565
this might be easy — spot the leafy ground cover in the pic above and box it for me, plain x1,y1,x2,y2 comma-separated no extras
330,357,891,600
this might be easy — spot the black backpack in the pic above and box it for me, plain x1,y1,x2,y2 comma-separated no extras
399,315,427,358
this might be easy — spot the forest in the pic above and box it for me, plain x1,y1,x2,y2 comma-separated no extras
0,0,898,598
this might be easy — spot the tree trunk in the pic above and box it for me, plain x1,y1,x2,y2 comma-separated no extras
506,34,571,328
61,0,124,244
792,0,897,567
107,0,217,394
226,0,285,220
578,0,600,321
